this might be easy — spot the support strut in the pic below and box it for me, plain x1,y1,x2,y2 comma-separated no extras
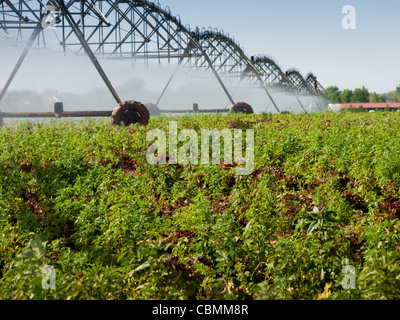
0,26,41,104
59,1,121,104
294,94,308,114
246,59,280,113
3,0,29,22
259,81,280,113
156,58,182,106
190,39,235,106
157,39,235,108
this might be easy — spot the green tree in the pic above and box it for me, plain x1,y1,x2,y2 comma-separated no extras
358,105,367,113
370,92,379,103
392,96,398,103
326,86,341,103
351,86,370,103
380,95,387,103
396,86,400,95
340,89,353,103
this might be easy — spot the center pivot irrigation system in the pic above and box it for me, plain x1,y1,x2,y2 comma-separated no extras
0,0,327,127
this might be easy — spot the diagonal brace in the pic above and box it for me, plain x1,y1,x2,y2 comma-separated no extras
59,1,121,104
0,26,41,104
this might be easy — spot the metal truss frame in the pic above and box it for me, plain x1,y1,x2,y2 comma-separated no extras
0,0,326,113
306,73,327,96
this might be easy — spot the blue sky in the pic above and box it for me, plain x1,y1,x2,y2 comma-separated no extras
160,0,400,93
0,0,399,95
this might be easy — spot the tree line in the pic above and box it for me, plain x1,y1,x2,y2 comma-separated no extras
326,86,400,104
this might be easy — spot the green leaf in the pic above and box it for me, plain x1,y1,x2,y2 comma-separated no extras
130,263,151,275
18,249,34,259
232,278,241,288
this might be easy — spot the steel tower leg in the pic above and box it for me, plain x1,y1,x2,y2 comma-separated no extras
311,94,321,111
189,39,235,106
157,39,236,108
0,26,41,104
260,83,280,113
156,43,192,107
243,59,280,113
294,94,308,114
59,2,121,104
203,56,235,106
251,70,280,113
156,59,182,106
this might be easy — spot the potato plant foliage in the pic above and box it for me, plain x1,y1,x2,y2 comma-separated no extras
1,111,400,300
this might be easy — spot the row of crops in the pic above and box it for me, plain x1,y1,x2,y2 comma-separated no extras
1,111,400,299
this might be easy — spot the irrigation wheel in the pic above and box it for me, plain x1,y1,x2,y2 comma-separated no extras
144,102,161,116
111,100,150,126
231,102,254,114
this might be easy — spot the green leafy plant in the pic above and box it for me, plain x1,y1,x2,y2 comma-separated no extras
1,112,400,300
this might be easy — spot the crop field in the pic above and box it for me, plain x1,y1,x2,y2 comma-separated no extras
1,111,400,300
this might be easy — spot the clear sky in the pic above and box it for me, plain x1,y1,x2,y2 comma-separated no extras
0,0,399,95
160,0,400,93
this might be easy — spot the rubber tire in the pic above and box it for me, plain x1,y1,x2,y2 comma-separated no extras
231,102,254,114
144,102,161,116
111,100,150,126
